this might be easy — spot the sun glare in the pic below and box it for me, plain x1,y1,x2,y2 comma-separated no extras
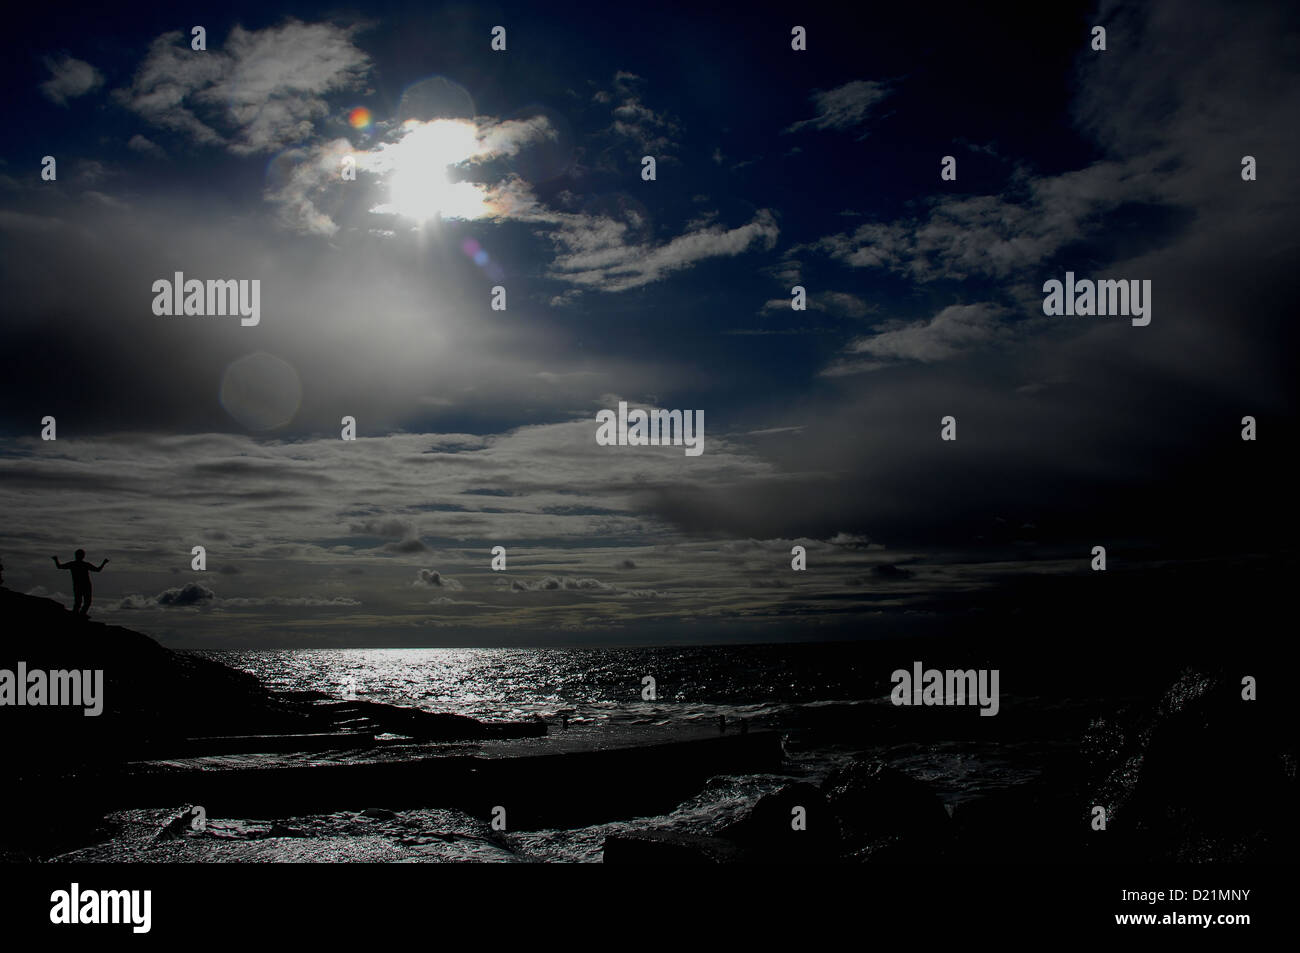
384,119,488,223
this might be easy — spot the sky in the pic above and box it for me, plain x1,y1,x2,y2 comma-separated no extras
0,0,1296,648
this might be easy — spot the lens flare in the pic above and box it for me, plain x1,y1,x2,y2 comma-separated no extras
219,352,302,431
348,107,372,130
460,237,505,281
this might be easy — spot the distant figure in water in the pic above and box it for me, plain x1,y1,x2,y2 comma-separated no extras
718,714,726,733
52,549,108,618
740,719,749,735
560,713,569,731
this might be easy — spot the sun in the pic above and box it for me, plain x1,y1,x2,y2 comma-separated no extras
384,119,488,223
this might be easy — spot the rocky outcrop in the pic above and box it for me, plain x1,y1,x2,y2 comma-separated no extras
822,759,951,860
0,589,549,857
1088,667,1295,862
715,782,840,860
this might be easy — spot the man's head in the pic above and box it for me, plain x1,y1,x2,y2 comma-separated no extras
75,549,85,560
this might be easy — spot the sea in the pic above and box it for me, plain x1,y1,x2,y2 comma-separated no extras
56,643,1060,863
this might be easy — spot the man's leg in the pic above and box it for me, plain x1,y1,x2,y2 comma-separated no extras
82,587,92,617
73,589,86,615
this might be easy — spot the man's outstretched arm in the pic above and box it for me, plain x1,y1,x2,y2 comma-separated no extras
92,559,109,572
51,556,67,569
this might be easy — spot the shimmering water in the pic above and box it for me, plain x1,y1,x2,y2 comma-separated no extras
201,643,888,730
58,644,1053,862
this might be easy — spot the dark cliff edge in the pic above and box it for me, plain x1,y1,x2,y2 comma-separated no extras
0,589,549,857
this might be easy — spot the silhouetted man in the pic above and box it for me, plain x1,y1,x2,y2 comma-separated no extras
52,550,108,618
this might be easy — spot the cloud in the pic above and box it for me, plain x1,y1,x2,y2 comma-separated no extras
542,207,780,292
117,583,359,610
784,80,891,137
828,303,1012,373
126,134,166,157
40,55,104,105
600,70,681,153
157,582,216,606
110,45,762,298
119,582,217,608
350,518,416,538
509,576,615,592
413,569,463,590
871,564,915,580
349,517,433,554
762,290,871,318
801,161,1152,282
116,21,371,155
386,538,432,554
829,533,876,549
221,595,361,607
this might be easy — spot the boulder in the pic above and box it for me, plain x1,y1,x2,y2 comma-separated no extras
716,781,840,860
1101,668,1297,861
821,759,950,857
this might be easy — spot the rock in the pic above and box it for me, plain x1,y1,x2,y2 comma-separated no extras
603,830,749,863
151,805,205,843
715,782,840,860
1099,668,1297,862
0,587,554,858
1,588,318,766
821,759,950,856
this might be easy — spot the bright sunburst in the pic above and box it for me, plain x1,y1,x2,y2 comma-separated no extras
381,119,488,223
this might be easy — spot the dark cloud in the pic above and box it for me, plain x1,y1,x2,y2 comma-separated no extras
386,538,432,554
509,576,615,592
871,564,914,580
412,569,463,590
119,582,217,608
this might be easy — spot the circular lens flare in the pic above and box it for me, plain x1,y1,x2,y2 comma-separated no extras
348,107,372,130
219,352,302,431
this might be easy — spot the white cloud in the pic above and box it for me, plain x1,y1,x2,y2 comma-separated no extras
598,70,681,153
542,208,780,292
823,304,1010,375
116,21,370,155
784,80,891,137
762,290,870,318
40,55,104,105
802,160,1152,283
126,134,166,157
